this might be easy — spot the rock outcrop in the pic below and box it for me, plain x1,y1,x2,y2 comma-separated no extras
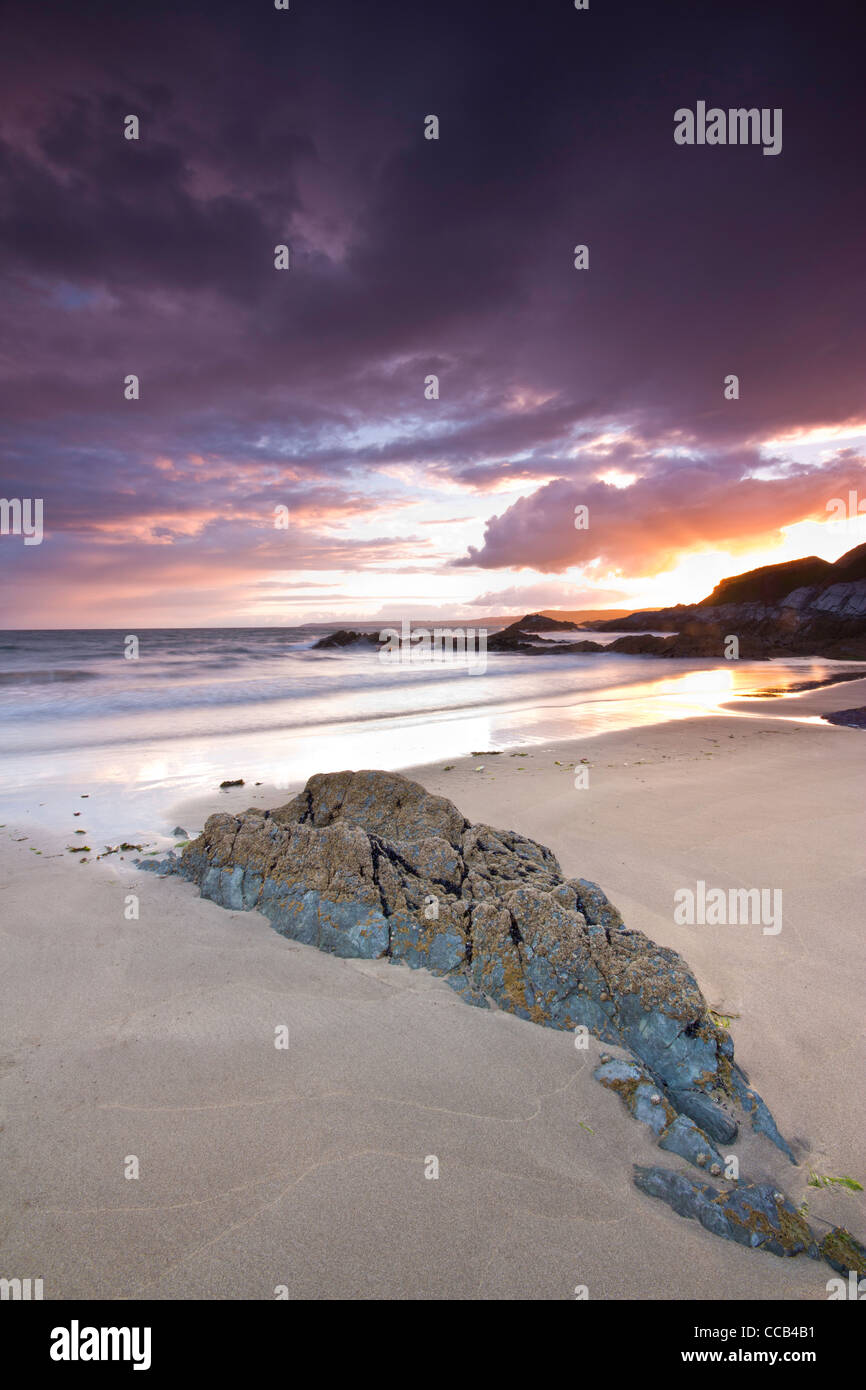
313,629,380,649
491,612,579,634
822,705,866,730
820,1228,866,1277
582,543,866,659
634,1168,866,1271
633,1167,818,1259
486,625,603,653
151,769,788,1157
140,769,865,1272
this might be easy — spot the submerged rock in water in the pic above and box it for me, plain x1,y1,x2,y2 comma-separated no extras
633,1166,819,1259
313,629,381,649
158,768,792,1165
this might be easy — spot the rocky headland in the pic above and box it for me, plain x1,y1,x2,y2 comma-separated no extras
579,542,866,661
313,547,866,663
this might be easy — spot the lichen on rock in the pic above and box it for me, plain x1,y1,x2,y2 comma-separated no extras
820,1227,866,1277
145,769,792,1163
136,768,865,1273
633,1166,819,1259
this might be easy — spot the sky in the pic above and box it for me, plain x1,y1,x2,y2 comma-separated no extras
1,0,865,628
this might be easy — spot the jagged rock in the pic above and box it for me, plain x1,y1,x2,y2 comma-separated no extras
658,1114,725,1169
487,614,602,653
313,629,381,649
487,630,605,654
611,630,770,660
594,1058,724,1170
571,876,625,933
156,768,793,1158
136,850,179,876
633,1166,819,1259
606,634,671,656
820,1227,866,1276
138,768,866,1269
730,1064,796,1161
822,706,866,729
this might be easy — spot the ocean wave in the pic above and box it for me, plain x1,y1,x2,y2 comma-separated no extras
0,668,101,686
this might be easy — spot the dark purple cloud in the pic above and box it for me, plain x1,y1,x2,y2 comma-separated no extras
1,0,865,622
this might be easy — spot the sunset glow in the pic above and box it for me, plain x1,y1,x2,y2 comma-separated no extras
1,4,864,629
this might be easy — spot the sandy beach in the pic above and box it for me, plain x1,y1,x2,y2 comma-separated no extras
4,0,866,1332
1,678,864,1300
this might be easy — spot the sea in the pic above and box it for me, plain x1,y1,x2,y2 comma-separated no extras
0,624,854,842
